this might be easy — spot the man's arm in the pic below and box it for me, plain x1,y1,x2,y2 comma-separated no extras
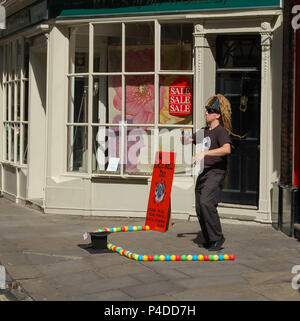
194,143,231,164
204,143,231,157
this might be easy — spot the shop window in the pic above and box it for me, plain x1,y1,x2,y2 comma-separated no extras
2,39,29,165
67,22,194,177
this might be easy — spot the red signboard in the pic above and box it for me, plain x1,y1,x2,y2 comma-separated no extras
145,152,176,232
169,77,193,116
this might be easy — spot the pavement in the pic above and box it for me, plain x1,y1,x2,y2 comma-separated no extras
0,197,299,302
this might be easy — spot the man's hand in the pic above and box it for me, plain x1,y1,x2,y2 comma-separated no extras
193,151,205,165
181,132,193,145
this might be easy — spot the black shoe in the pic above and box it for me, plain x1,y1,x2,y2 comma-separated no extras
208,236,225,251
202,242,213,249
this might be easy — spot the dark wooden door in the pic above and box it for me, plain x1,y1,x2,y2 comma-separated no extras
216,72,260,206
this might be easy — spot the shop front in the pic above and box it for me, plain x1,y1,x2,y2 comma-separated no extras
0,0,284,223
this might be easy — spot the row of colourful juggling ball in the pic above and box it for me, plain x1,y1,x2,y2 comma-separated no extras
93,225,236,261
107,243,235,262
93,225,150,233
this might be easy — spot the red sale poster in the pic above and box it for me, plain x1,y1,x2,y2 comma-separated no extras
145,152,176,232
169,77,193,116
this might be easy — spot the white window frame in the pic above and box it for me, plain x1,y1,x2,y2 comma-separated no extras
2,37,29,167
67,19,195,178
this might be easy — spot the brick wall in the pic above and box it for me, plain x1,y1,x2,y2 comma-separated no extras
280,0,295,186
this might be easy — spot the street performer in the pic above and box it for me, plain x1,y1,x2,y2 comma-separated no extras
182,94,232,251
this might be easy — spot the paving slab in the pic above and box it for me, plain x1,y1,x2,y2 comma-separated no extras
122,280,185,299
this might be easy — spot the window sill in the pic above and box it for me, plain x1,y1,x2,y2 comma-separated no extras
61,172,150,182
1,161,27,169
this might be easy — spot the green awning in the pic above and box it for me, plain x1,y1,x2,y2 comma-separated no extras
57,0,282,18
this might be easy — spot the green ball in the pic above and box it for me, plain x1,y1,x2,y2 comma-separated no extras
117,227,121,232
209,255,214,261
137,226,142,231
181,255,187,261
153,255,160,261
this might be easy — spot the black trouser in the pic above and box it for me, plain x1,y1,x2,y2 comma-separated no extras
195,170,225,243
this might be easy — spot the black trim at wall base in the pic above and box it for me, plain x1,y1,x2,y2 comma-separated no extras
272,183,299,238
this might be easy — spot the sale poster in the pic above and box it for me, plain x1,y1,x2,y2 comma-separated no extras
169,77,193,116
145,152,176,232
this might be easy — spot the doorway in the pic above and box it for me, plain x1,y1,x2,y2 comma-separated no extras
216,35,261,206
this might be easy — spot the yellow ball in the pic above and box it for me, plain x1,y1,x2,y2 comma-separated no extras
159,255,165,261
224,254,229,260
134,254,139,260
119,250,125,256
187,255,193,261
113,228,118,232
133,226,138,231
213,255,219,261
170,255,176,261
198,255,204,261
124,226,129,232
143,255,148,261
145,225,150,230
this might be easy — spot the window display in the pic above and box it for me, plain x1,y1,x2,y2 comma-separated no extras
68,22,194,176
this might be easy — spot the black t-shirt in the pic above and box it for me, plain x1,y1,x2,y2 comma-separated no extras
192,125,232,174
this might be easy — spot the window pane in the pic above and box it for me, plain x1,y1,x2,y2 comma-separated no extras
69,26,89,74
23,124,28,164
10,124,14,162
24,42,30,78
5,84,8,121
94,23,122,73
16,124,20,163
216,35,261,69
125,75,154,124
24,81,28,121
68,77,89,123
124,127,154,175
159,75,193,125
93,76,122,124
17,82,21,121
161,23,193,71
16,40,22,79
11,42,15,80
67,126,88,173
4,124,8,161
92,126,121,173
125,22,154,72
159,127,193,175
4,45,9,79
11,83,15,121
